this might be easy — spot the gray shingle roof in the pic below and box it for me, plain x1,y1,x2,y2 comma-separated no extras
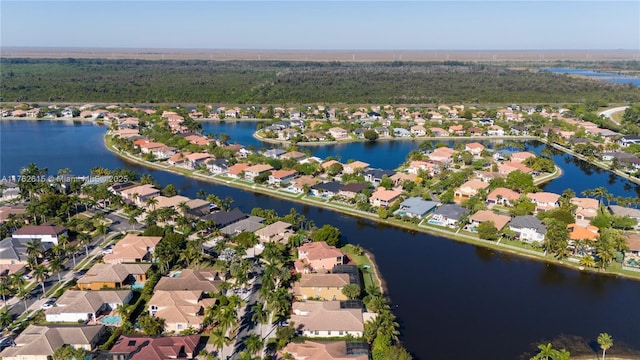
433,204,467,221
398,197,439,217
509,216,547,233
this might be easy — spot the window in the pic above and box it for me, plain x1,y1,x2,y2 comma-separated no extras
177,323,183,330
327,331,332,336
339,331,344,335
314,331,319,335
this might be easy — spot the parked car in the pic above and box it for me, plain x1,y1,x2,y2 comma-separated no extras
101,246,113,255
21,274,32,280
40,299,56,310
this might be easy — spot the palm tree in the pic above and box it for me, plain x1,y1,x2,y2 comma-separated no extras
251,302,269,326
25,240,43,268
0,275,10,306
66,244,80,268
96,223,109,245
533,343,554,360
209,327,231,357
579,254,596,268
57,234,70,251
77,233,92,257
32,263,50,294
0,307,12,329
49,256,65,283
145,196,159,211
597,333,613,360
243,334,263,358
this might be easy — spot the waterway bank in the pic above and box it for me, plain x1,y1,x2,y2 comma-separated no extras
103,133,640,283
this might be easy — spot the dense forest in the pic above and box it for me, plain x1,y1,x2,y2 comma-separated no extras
2,58,640,104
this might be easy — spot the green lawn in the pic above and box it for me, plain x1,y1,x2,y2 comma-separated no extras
500,238,544,253
340,244,377,291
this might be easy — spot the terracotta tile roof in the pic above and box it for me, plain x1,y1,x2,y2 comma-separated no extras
13,224,67,236
109,335,201,360
321,160,342,169
570,197,599,210
227,163,250,175
283,341,368,360
120,184,160,197
527,192,561,204
511,151,536,162
298,273,351,288
567,224,599,241
625,233,640,252
103,234,162,264
298,241,344,261
270,169,297,179
290,301,363,332
345,161,370,169
470,210,511,230
370,189,402,202
244,164,274,173
465,142,485,150
77,263,151,284
0,325,104,358
487,187,520,201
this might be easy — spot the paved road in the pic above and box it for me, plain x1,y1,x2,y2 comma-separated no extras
599,106,629,125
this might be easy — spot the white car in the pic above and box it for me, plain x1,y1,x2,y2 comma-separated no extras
101,247,113,255
21,274,32,280
40,300,55,310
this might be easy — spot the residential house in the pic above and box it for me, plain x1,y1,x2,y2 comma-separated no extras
469,210,511,231
321,160,343,172
0,325,105,360
254,221,294,244
220,216,265,237
0,238,51,275
103,234,162,264
44,290,132,323
526,192,561,212
393,128,411,137
264,149,286,159
464,142,485,156
151,146,177,160
625,233,640,256
511,152,536,163
290,301,367,338
226,163,250,179
428,147,456,163
395,197,438,218
338,183,369,199
311,181,343,198
201,209,248,228
493,149,513,162
410,125,427,136
449,125,465,135
329,127,348,139
374,126,390,137
389,172,419,187
567,224,599,242
244,164,274,181
184,153,210,169
608,205,640,229
454,180,489,203
509,216,547,243
120,184,160,206
407,160,441,176
430,204,467,227
430,127,449,137
184,134,212,146
154,269,223,294
167,152,190,167
498,161,533,175
369,189,402,207
205,158,229,174
134,140,166,154
77,263,151,290
292,273,352,301
12,224,68,245
289,175,319,194
149,195,190,210
296,241,345,273
571,197,599,227
618,135,640,147
281,151,307,161
363,169,395,185
343,161,370,174
148,290,216,332
106,335,201,360
486,188,520,207
268,169,297,186
281,340,369,360
468,127,484,136
487,125,505,136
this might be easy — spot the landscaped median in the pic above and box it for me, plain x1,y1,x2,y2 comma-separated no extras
104,134,640,282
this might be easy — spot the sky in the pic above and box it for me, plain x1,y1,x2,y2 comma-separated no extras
1,1,639,50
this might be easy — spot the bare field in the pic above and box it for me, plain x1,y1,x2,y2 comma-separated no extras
1,47,639,62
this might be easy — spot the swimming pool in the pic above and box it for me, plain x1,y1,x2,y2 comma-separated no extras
100,316,121,325
131,283,145,290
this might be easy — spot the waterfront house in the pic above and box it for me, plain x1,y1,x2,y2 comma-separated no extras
430,127,449,137
624,233,640,256
567,224,599,242
526,192,561,212
608,205,640,229
369,188,402,207
226,163,250,179
396,197,438,218
103,234,162,264
148,290,216,332
469,210,511,231
281,150,307,161
12,224,68,245
296,241,345,273
454,179,489,203
44,290,132,323
407,160,441,176
107,335,201,360
184,134,212,146
184,153,211,169
343,161,370,174
149,195,190,211
449,125,464,135
468,127,484,136
289,175,319,194
486,188,520,207
430,204,467,227
511,152,536,163
321,159,343,171
618,135,640,147
220,216,265,236
338,183,369,199
201,209,248,228
254,221,294,244
244,164,274,181
311,181,343,198
205,158,229,174
487,125,505,136
0,325,105,360
151,146,177,160
134,140,166,154
329,127,348,139
168,152,189,167
268,169,297,186
508,216,546,243
498,161,533,175
410,125,427,136
120,184,160,206
292,273,353,301
393,128,411,137
77,263,151,290
570,197,599,227
290,301,367,338
428,147,456,163
282,340,369,360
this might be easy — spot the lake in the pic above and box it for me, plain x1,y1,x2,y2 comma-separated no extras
1,120,640,359
544,68,640,87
